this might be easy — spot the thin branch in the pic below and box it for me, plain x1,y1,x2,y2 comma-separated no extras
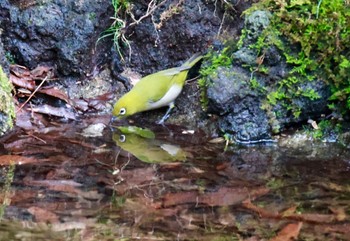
127,0,168,28
16,75,49,113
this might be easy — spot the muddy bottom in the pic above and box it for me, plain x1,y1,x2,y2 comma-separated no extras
0,117,349,240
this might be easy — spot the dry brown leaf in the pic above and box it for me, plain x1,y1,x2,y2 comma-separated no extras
163,187,269,207
71,98,89,111
282,205,298,217
269,222,303,241
30,65,53,78
323,223,350,234
10,74,36,90
27,206,59,223
38,87,69,102
30,104,77,120
329,206,347,221
243,200,338,224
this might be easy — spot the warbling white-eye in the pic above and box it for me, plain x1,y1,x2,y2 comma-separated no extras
112,53,203,124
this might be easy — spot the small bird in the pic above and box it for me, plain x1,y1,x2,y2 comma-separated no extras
112,53,203,124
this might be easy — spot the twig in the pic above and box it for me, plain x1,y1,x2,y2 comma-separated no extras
127,0,168,28
217,10,226,36
16,75,49,113
25,132,47,144
186,75,201,83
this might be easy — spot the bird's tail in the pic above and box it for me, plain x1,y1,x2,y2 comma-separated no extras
181,53,203,68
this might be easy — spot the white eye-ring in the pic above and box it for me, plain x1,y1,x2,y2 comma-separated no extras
119,108,126,115
119,135,126,142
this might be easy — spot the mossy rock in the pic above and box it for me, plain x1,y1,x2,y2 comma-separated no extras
0,65,15,135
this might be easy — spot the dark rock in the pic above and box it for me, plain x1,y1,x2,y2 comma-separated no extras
206,9,332,142
0,0,113,76
123,0,243,75
233,47,257,66
274,80,331,126
243,10,272,45
207,66,271,142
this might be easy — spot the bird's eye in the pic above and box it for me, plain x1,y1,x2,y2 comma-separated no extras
119,135,126,142
119,108,126,115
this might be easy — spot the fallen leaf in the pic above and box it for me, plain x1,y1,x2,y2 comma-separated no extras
30,104,77,120
86,92,115,110
163,187,269,207
269,222,303,241
38,86,69,103
323,223,350,234
282,205,298,217
329,206,347,221
163,191,198,207
242,200,338,223
27,206,59,223
71,98,89,111
30,65,53,78
10,74,36,90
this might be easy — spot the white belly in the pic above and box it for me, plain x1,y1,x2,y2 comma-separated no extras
148,84,182,110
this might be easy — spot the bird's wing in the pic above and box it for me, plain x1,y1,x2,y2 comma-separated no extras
132,72,176,103
161,66,191,76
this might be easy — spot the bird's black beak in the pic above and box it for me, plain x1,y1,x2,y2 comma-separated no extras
110,116,118,123
109,116,119,131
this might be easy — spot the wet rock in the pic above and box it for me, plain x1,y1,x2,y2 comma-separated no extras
123,0,243,75
243,10,272,44
274,80,331,126
0,0,112,76
205,9,332,142
207,66,271,142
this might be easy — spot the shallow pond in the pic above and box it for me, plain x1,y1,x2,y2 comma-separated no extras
0,116,350,240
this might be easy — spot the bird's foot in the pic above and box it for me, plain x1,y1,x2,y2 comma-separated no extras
156,103,174,125
156,113,170,125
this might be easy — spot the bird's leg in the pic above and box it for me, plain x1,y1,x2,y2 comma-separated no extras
157,102,175,125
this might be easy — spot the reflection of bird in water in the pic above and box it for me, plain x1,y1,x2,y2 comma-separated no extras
112,132,187,164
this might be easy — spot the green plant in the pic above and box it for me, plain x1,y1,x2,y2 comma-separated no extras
97,0,131,61
241,0,350,117
305,119,342,139
250,77,268,95
198,47,233,110
5,52,15,64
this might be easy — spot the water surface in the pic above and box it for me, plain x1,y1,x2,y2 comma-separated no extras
0,118,349,240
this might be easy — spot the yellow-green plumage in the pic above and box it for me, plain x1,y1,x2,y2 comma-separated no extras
112,53,203,123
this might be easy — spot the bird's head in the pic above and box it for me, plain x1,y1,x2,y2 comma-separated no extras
112,92,144,120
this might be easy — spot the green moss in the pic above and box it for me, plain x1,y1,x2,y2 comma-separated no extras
305,119,342,140
212,0,350,123
243,0,350,117
198,47,234,110
0,66,15,134
5,52,15,65
250,77,267,94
